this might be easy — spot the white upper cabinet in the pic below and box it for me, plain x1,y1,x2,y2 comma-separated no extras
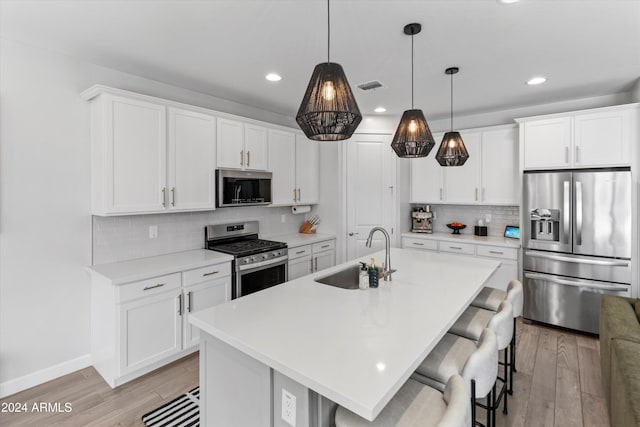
217,118,268,171
519,104,637,170
295,134,319,205
168,108,217,211
410,133,444,203
90,93,167,215
442,131,482,204
481,126,519,205
269,129,297,205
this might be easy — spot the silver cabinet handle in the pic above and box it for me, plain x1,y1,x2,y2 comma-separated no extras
240,150,244,166
246,150,250,167
563,180,570,244
295,250,306,255
524,272,629,292
187,291,192,313
524,251,629,267
170,187,175,206
314,257,318,272
310,258,314,273
489,250,504,255
440,188,443,200
412,242,425,246
293,188,297,202
565,146,569,163
178,294,183,316
449,246,463,250
143,283,165,291
575,146,580,164
203,271,219,277
321,244,330,249
297,188,301,201
161,188,166,207
475,188,478,201
348,232,359,236
575,180,583,246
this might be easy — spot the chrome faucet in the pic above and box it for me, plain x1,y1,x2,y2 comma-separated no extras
366,227,393,281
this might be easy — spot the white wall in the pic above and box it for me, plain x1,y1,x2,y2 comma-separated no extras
0,38,297,397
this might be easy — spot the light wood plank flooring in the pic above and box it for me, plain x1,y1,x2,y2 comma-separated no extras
0,319,610,427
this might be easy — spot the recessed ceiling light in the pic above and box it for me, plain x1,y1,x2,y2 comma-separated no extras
498,0,520,4
374,107,387,113
527,76,547,85
265,73,282,82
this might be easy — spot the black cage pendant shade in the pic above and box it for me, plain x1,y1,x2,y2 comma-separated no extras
435,67,469,166
391,23,435,158
296,0,362,141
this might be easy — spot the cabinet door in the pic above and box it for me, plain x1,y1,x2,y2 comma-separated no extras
244,124,269,170
104,95,167,213
119,290,182,376
183,276,231,349
288,255,313,280
295,134,320,204
168,108,217,210
481,127,519,205
314,249,335,273
410,133,443,203
268,129,296,205
574,109,631,167
522,117,572,169
217,118,244,169
442,131,481,204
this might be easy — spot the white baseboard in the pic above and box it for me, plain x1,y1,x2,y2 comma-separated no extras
0,354,92,399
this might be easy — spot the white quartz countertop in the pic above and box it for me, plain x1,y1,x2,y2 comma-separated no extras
263,232,336,248
402,231,521,248
89,249,233,285
190,248,499,421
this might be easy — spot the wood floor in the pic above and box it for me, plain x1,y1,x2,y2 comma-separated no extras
0,319,610,427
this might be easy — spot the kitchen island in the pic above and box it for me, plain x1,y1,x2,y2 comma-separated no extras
190,248,499,427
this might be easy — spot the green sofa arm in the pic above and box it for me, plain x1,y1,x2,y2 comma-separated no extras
610,339,640,427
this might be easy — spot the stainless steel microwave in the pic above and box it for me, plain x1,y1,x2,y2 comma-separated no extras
216,169,272,207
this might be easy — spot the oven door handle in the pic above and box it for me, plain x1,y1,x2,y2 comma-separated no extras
237,256,289,273
524,272,629,292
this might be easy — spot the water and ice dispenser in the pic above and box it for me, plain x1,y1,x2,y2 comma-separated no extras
529,208,560,241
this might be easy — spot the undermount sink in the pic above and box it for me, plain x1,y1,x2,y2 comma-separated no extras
314,264,397,289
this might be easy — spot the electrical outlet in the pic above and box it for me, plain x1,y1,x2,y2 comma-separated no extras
149,225,158,239
281,389,296,427
281,214,286,224
485,214,492,223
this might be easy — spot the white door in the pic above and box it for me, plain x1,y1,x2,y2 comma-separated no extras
410,132,443,203
481,127,519,205
168,108,217,210
346,134,396,261
296,134,320,204
288,255,313,281
574,110,631,167
217,118,244,169
314,250,335,273
183,277,231,348
104,95,167,213
523,117,572,169
119,290,182,376
442,131,482,204
268,129,296,205
244,124,269,170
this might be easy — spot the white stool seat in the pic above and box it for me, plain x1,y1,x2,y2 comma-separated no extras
471,280,523,318
449,301,514,351
335,375,470,427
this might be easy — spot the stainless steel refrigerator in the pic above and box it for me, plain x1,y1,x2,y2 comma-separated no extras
523,169,632,334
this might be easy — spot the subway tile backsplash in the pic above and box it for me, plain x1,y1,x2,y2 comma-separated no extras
92,207,309,265
414,204,520,237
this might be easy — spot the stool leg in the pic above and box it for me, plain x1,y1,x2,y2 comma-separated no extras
503,348,509,415
471,379,476,427
486,387,492,427
512,318,517,374
492,383,497,427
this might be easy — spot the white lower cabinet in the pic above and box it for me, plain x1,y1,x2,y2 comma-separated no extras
288,254,313,281
91,259,232,388
287,239,336,280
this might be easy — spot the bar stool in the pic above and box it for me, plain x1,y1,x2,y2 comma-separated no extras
470,279,523,394
335,374,471,427
447,301,514,423
412,329,498,427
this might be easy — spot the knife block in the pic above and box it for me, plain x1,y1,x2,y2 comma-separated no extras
299,220,316,234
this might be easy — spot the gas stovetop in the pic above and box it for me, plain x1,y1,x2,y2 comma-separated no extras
207,237,287,257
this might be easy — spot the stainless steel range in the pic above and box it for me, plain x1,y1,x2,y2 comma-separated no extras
205,221,288,299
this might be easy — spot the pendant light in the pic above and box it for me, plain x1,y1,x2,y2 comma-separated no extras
435,67,469,166
391,23,435,158
296,0,362,141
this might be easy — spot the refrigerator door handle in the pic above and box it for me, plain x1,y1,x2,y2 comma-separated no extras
575,180,583,246
563,180,570,244
524,251,630,267
524,272,629,292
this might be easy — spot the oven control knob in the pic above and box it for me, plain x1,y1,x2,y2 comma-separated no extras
261,254,268,260
250,256,257,262
243,258,250,264
274,251,281,257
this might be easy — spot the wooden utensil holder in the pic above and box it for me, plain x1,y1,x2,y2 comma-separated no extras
299,220,316,234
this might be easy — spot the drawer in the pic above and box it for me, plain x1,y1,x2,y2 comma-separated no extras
403,237,438,251
438,241,475,255
476,245,518,260
183,262,232,287
118,273,181,303
312,240,335,253
289,244,312,260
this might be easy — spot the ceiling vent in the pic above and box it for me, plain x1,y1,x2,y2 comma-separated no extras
357,80,384,91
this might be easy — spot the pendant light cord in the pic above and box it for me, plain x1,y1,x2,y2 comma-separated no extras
411,31,414,109
450,72,453,131
327,0,330,63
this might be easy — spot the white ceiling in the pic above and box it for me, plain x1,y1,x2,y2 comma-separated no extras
2,0,639,121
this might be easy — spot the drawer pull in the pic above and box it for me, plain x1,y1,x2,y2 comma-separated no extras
321,244,330,249
296,250,306,255
449,246,463,250
143,283,165,291
489,250,504,255
413,242,425,246
178,294,183,316
203,271,219,277
187,291,192,313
